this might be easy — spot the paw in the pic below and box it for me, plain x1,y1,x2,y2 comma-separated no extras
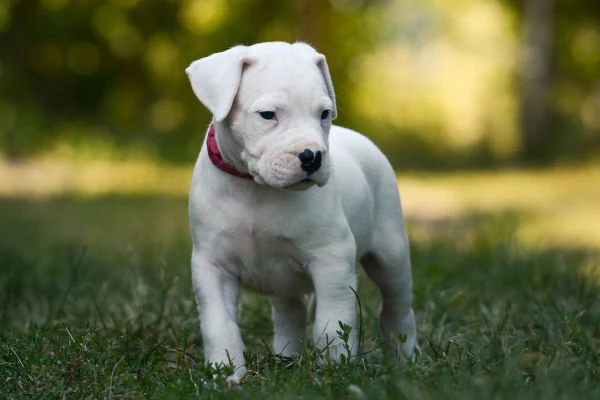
226,365,247,386
381,309,418,360
226,373,241,386
207,359,247,386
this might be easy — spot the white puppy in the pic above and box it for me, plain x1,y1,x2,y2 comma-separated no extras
186,42,417,383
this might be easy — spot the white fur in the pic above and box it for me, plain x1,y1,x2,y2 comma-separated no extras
186,42,417,383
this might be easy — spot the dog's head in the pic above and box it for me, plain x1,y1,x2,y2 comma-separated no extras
186,42,336,190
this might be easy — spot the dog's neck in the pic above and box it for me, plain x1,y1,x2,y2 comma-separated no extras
209,122,253,179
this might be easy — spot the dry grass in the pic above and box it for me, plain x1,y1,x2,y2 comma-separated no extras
2,158,599,250
399,166,600,249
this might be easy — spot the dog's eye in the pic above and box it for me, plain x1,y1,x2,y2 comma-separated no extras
259,111,276,120
321,110,330,120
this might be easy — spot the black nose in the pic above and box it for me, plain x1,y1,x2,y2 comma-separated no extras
298,149,322,175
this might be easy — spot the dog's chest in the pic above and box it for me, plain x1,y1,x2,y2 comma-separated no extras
215,227,313,295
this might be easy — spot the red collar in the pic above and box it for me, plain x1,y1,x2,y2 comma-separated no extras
206,124,253,180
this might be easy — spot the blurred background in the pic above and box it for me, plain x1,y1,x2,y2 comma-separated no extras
0,0,599,250
0,3,598,393
0,0,598,167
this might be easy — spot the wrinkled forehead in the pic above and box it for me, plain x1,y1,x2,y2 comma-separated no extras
237,50,330,107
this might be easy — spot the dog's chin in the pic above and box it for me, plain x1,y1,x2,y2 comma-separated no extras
284,179,317,191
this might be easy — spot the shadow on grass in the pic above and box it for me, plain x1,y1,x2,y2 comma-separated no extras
0,195,598,398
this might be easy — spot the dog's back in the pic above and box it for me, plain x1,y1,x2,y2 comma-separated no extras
328,125,406,258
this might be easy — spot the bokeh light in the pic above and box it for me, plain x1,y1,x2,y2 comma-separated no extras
179,0,227,35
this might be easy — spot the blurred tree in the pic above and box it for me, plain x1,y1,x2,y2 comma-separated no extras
0,0,382,162
0,0,597,167
507,0,600,163
520,0,554,162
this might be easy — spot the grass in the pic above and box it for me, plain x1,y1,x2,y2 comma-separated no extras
0,160,599,399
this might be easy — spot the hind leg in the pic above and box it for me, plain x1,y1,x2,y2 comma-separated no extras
361,232,417,359
270,296,306,357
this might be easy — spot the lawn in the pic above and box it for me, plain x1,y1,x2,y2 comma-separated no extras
1,160,599,399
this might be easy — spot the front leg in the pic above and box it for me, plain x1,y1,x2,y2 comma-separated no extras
191,251,246,383
309,245,358,361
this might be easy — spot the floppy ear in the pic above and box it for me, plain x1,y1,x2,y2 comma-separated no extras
314,54,337,120
185,45,253,122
